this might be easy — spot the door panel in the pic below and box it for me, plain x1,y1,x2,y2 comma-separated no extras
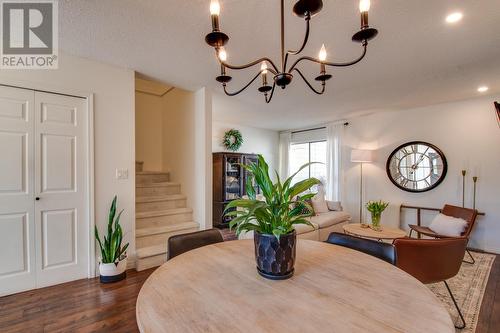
0,95,28,120
41,209,76,269
41,134,76,193
34,91,88,288
0,132,27,193
0,213,29,276
41,103,77,126
0,86,36,296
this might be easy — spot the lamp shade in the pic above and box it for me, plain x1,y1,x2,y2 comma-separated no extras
351,149,373,163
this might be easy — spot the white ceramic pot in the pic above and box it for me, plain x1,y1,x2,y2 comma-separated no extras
99,257,127,283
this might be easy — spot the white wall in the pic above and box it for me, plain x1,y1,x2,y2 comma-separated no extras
162,88,196,213
212,121,280,176
342,96,500,253
0,52,136,269
195,88,213,229
135,91,164,171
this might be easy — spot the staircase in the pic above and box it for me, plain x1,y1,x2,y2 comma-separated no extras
135,166,198,271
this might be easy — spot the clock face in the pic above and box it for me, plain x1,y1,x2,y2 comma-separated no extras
386,141,447,192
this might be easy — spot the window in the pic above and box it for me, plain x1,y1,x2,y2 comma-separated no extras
289,141,327,185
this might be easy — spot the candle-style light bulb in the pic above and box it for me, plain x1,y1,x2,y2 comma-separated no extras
318,44,327,62
260,62,268,85
359,0,370,28
260,62,268,74
218,48,227,61
210,0,220,16
359,0,370,13
210,0,221,32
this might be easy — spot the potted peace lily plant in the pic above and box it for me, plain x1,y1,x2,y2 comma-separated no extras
95,196,129,283
225,155,320,280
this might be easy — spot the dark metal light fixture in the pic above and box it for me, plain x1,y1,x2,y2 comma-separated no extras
205,0,378,103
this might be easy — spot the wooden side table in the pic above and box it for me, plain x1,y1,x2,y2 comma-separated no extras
343,223,407,241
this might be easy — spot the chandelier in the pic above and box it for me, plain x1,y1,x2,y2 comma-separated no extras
204,0,378,103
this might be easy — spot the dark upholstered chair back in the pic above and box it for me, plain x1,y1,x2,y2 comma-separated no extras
167,229,224,260
326,232,396,264
393,237,467,284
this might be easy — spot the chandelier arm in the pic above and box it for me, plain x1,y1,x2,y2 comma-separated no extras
265,83,276,104
222,71,262,97
292,68,325,95
283,16,310,71
219,57,279,74
288,43,367,73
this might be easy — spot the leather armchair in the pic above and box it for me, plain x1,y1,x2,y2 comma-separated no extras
409,204,477,264
167,229,224,260
393,237,468,329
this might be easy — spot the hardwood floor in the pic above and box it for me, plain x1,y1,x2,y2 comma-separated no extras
476,254,500,333
0,255,498,333
0,269,155,333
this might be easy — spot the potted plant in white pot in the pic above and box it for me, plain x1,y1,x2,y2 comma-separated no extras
95,195,129,283
225,155,320,280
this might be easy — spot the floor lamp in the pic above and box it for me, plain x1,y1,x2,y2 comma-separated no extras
351,149,373,223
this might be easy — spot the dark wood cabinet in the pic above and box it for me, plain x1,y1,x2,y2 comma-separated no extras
213,152,260,228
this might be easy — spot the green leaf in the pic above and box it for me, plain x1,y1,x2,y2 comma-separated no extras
272,228,283,240
224,199,265,212
288,178,321,198
108,196,117,237
118,243,129,259
245,175,256,200
283,162,321,192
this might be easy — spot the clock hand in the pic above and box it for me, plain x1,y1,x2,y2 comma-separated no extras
414,147,431,168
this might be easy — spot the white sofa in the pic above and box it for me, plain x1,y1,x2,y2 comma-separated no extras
238,199,351,242
294,201,351,241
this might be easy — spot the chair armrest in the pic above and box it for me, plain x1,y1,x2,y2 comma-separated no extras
326,200,342,211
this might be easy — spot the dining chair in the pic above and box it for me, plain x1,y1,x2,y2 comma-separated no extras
393,237,468,329
326,232,396,264
408,204,478,264
167,229,224,260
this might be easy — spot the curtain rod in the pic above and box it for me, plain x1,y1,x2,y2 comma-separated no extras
291,122,349,134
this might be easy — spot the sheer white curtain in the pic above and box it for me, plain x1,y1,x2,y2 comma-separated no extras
278,131,291,179
326,122,344,201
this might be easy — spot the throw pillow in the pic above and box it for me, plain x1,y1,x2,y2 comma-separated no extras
429,213,468,237
311,185,329,214
326,201,342,211
294,198,314,216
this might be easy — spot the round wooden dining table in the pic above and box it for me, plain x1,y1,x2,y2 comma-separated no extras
136,239,454,333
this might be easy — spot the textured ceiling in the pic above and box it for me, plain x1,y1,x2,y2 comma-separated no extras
59,0,500,130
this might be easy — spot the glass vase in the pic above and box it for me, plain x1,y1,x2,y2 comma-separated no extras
371,212,381,230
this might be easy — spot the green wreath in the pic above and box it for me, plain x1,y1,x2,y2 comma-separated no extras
223,129,243,151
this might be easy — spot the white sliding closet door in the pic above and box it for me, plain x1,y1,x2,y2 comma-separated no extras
0,86,90,296
0,86,36,296
34,91,89,288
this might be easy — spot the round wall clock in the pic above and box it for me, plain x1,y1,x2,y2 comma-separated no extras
386,141,447,193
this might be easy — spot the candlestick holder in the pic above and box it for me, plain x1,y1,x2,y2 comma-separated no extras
461,170,466,208
472,176,478,210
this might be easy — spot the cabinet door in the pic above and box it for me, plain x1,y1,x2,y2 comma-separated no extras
0,86,36,296
242,155,260,196
224,154,242,201
34,91,89,288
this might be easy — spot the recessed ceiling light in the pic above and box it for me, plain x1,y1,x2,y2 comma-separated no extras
446,12,463,24
477,86,489,93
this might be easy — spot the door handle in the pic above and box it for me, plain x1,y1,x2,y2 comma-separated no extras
35,197,40,201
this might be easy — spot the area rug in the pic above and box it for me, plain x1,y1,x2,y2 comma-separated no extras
427,252,496,332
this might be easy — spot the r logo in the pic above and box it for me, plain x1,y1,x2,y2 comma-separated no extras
2,1,53,54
